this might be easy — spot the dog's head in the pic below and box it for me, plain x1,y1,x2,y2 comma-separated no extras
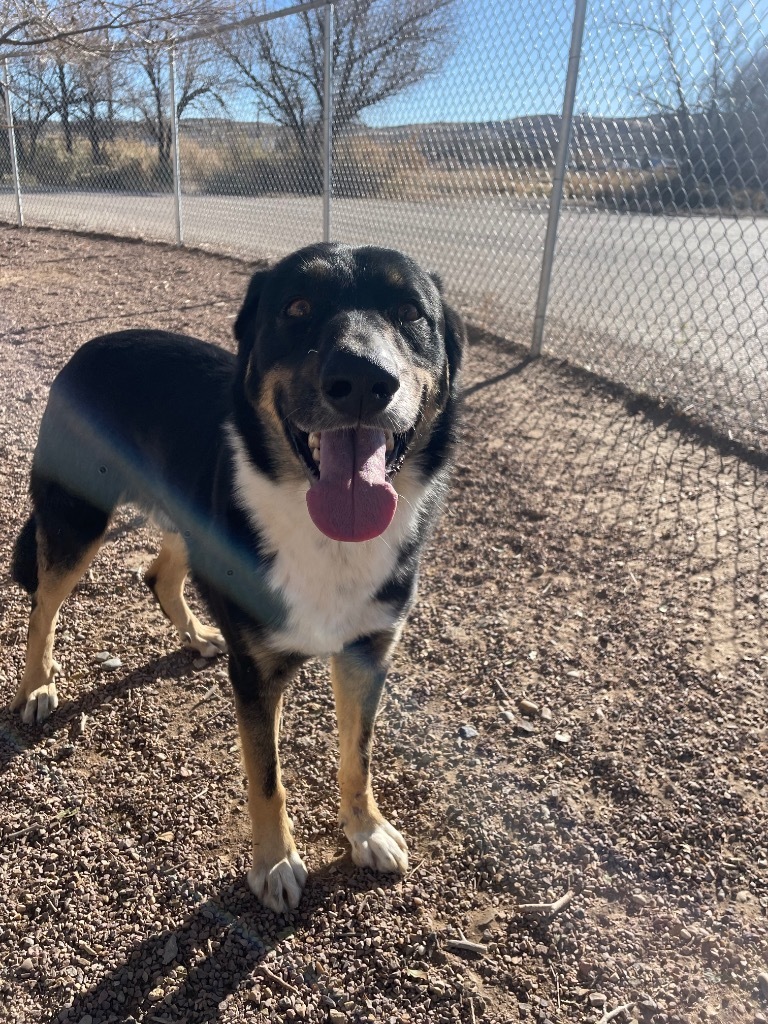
232,243,465,543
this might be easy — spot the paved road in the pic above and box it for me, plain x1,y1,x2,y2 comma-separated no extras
2,189,767,441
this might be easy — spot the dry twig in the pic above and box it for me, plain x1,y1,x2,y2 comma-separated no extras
256,964,300,994
598,1002,635,1023
517,889,574,916
444,930,488,957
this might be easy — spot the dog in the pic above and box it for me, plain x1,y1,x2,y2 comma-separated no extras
10,242,465,912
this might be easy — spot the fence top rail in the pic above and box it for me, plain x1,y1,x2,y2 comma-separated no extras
0,0,331,63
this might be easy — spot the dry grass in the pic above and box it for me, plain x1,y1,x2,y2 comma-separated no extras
4,129,765,211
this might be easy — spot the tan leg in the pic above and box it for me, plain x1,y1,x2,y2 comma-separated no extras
144,532,225,657
232,647,308,912
12,540,101,725
331,631,409,874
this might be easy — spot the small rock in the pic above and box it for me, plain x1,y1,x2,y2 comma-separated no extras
328,1012,346,1023
515,721,535,736
458,725,478,739
588,993,607,1008
193,658,208,669
758,972,768,1000
100,657,122,671
630,892,650,908
94,651,112,662
20,958,34,973
553,731,571,744
501,710,515,723
518,698,539,717
541,707,553,721
162,934,178,965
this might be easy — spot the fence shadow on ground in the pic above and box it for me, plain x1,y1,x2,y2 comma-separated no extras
461,328,768,678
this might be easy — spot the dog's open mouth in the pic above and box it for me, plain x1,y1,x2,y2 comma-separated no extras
286,423,415,543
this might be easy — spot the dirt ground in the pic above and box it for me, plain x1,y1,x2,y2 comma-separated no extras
1,226,767,1024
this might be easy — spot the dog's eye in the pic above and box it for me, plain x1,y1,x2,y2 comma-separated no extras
398,303,422,323
286,299,312,318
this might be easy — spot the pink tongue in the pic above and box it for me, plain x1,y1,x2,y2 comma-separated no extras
306,428,398,542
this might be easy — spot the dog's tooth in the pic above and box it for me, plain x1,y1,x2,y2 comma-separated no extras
385,432,394,452
312,448,320,463
308,432,320,448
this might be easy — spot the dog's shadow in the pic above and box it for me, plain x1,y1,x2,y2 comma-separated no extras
45,859,395,1024
0,650,201,768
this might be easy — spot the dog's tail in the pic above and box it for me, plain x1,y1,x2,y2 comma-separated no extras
12,515,39,594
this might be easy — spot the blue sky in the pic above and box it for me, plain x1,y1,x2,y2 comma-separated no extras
361,0,767,126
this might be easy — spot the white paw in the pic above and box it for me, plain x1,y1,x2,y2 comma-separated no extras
247,851,308,912
12,664,61,725
347,819,409,874
182,625,227,659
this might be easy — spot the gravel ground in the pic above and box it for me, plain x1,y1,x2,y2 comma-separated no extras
1,226,767,1024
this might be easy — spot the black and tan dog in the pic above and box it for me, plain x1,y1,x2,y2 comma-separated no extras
10,242,464,912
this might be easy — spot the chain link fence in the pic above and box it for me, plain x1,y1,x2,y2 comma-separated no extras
1,0,767,449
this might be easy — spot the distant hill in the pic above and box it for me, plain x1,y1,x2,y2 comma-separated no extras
173,114,676,170
352,115,675,169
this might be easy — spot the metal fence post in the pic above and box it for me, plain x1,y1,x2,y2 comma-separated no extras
322,2,334,243
530,0,588,357
168,41,184,246
2,59,24,228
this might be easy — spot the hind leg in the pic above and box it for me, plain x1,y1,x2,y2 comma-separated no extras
143,532,225,658
13,486,108,724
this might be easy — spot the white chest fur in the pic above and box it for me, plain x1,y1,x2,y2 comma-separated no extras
228,430,428,657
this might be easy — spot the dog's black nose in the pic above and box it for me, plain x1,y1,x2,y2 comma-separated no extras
321,348,400,418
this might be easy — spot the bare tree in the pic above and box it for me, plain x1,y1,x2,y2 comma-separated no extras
126,29,230,185
77,44,123,164
220,0,457,177
620,0,759,205
0,0,227,51
727,45,768,193
5,53,57,166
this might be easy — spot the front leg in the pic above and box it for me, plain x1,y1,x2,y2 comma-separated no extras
331,630,408,875
230,644,308,912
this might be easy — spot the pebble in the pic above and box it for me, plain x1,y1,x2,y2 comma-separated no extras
162,935,178,965
553,731,571,744
518,698,540,717
515,721,535,736
588,993,607,1008
758,972,768,1000
328,1011,346,1023
99,657,123,671
94,651,112,662
501,710,515,723
458,725,478,739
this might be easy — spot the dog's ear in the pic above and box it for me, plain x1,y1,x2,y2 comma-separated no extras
430,271,464,379
429,270,445,294
234,269,270,355
442,299,466,381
